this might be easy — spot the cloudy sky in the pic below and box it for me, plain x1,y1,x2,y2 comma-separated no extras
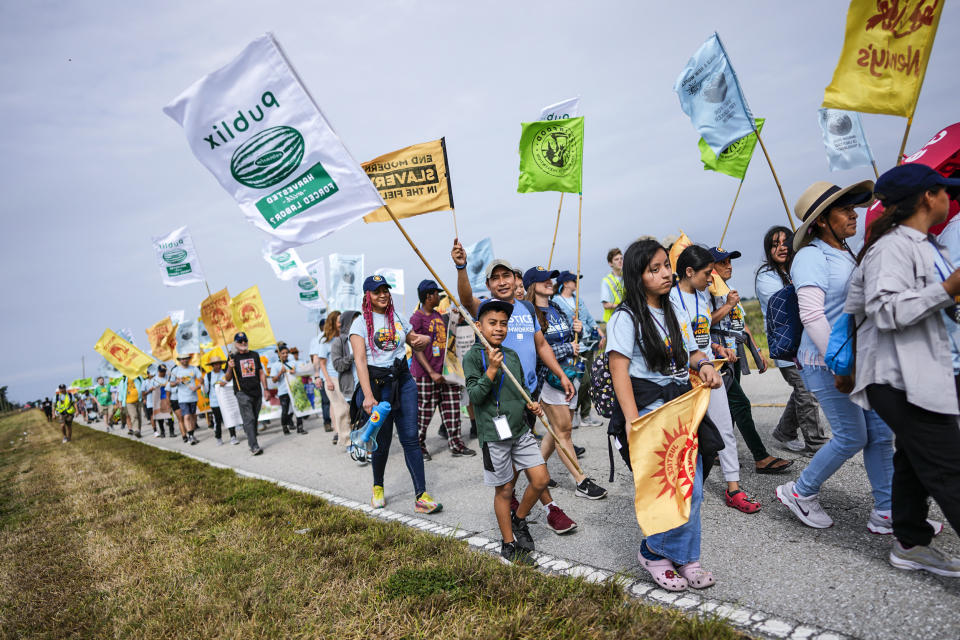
1,1,957,402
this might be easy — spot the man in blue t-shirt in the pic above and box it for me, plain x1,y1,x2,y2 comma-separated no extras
452,239,579,535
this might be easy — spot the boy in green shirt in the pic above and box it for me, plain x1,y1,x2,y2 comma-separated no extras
463,299,549,565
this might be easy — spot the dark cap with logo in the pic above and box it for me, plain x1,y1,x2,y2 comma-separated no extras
477,298,514,320
523,266,560,289
708,247,742,262
556,270,583,286
234,332,248,343
417,279,441,295
875,163,960,205
363,274,391,292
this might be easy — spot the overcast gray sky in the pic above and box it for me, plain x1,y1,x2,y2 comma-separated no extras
2,1,957,402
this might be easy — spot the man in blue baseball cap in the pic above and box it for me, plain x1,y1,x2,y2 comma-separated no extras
411,278,476,459
224,331,267,455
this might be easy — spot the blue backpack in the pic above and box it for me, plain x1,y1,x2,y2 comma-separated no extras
765,284,803,361
825,313,862,376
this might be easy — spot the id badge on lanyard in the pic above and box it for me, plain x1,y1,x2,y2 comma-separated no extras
482,351,513,439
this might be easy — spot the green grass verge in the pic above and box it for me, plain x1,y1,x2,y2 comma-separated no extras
0,411,748,640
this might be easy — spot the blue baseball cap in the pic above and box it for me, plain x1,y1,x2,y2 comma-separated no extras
477,298,514,319
708,247,742,262
233,332,248,342
363,274,391,292
523,266,560,289
875,164,960,205
417,279,441,295
556,270,582,286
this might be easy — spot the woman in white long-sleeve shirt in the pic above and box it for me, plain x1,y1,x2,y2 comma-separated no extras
845,164,958,576
775,180,896,532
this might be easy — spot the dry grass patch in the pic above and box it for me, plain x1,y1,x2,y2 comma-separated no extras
0,411,748,639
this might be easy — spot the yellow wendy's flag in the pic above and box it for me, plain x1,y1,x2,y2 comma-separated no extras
362,138,454,223
629,384,711,536
145,317,177,361
231,285,276,350
823,1,944,117
95,329,155,379
201,288,239,347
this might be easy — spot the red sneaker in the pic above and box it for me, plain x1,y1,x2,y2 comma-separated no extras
725,489,761,514
545,504,578,534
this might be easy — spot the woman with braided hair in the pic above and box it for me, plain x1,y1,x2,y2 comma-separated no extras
349,274,442,514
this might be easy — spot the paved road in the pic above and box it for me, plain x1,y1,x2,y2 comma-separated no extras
86,372,959,640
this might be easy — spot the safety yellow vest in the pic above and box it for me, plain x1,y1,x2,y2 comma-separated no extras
55,392,75,415
602,273,625,323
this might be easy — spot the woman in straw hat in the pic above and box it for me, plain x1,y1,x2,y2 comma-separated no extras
844,164,957,575
775,179,896,532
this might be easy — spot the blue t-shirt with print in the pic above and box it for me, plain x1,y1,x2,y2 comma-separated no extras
503,300,541,392
790,238,856,363
350,311,411,368
670,286,714,359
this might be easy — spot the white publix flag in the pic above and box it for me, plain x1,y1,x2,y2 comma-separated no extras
374,267,405,295
540,97,581,121
296,259,328,310
817,108,875,172
263,247,308,280
163,34,385,253
152,226,206,287
329,253,364,312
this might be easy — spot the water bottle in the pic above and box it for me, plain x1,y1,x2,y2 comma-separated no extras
348,401,392,462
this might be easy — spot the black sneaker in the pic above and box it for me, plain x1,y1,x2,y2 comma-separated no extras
282,427,291,435
438,424,448,438
469,423,477,439
575,477,607,500
296,426,307,434
420,447,432,462
451,446,476,457
252,447,263,456
500,541,535,566
511,514,535,551
182,436,188,443
332,433,339,445
158,432,166,438
574,445,586,458
547,478,558,488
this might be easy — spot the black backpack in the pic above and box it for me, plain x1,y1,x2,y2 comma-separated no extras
589,352,617,418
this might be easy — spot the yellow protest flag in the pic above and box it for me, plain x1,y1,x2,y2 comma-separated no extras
822,1,944,117
628,384,711,536
94,329,155,379
668,231,692,274
362,138,455,223
145,317,177,361
200,346,228,371
201,288,240,347
231,285,276,350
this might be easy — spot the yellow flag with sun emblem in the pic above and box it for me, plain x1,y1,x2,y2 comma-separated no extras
231,285,276,350
628,384,711,536
94,329,155,379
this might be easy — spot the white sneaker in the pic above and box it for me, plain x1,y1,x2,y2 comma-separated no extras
230,436,239,445
216,438,224,446
153,431,160,438
890,541,960,577
776,481,833,528
867,509,944,536
582,416,604,427
62,437,68,443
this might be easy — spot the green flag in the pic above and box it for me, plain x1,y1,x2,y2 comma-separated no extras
518,117,583,193
698,118,765,180
70,377,93,390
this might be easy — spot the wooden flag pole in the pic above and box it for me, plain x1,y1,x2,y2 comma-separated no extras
754,130,796,232
718,178,745,249
452,210,460,240
573,194,583,352
384,204,582,474
870,161,880,180
547,193,564,268
896,116,914,166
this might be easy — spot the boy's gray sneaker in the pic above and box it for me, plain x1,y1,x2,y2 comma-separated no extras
771,429,806,452
890,541,960,577
776,481,833,528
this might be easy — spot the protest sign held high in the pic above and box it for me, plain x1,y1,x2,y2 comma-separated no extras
152,226,206,287
362,139,455,223
201,288,240,347
263,248,308,281
231,285,276,350
296,259,327,310
698,118,764,180
146,317,177,362
328,253,363,311
175,319,200,354
518,117,584,194
818,109,876,174
95,329,154,379
163,33,384,253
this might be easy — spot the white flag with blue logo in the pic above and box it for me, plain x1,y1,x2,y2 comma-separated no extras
374,267,405,296
296,259,328,310
465,237,494,293
818,108,875,172
540,97,581,121
674,33,755,156
263,247,308,281
328,253,364,311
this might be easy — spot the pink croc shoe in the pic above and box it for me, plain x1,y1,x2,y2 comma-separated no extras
638,552,687,591
678,561,715,589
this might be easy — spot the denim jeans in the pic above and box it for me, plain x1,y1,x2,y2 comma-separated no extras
644,456,703,565
356,372,426,496
795,366,894,510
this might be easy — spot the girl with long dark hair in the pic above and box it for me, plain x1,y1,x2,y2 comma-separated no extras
844,164,958,575
755,226,827,452
349,275,441,514
606,239,722,592
672,245,760,514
